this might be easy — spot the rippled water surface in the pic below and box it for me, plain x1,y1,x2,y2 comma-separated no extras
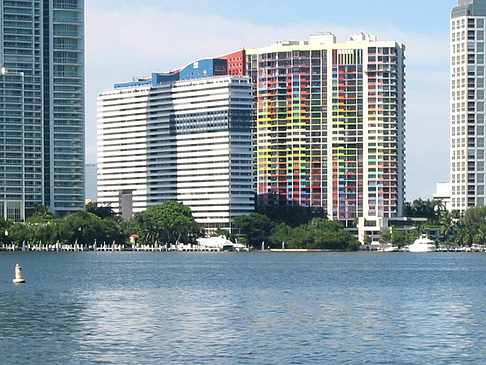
1,252,486,364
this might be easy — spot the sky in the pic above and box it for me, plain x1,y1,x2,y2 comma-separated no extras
85,0,458,201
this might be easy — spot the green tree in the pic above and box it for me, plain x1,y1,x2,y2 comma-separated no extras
26,204,53,220
133,201,203,244
391,229,414,247
269,219,359,251
454,206,486,246
269,223,293,247
439,210,456,241
405,199,440,222
86,202,116,219
233,212,275,247
463,206,486,233
56,211,106,245
211,229,236,242
379,228,392,244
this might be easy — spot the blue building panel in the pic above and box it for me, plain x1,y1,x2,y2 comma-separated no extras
114,58,229,89
114,80,152,89
151,59,228,86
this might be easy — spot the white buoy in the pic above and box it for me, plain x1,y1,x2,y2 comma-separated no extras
12,263,25,284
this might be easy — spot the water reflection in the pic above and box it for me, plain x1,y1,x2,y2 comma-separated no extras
0,252,485,364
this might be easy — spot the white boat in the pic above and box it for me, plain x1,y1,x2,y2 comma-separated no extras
196,236,249,251
377,243,399,252
406,235,436,252
384,244,399,252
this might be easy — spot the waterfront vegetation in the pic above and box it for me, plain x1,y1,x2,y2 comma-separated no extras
232,207,360,251
0,201,204,248
380,199,486,248
0,202,360,251
3,199,486,251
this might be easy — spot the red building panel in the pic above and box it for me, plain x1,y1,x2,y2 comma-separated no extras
218,49,246,76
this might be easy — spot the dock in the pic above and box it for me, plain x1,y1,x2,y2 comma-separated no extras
0,242,237,252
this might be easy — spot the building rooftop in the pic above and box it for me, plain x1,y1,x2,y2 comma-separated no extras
453,0,486,18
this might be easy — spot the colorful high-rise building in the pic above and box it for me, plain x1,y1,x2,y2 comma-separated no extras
0,0,85,219
97,58,253,232
247,33,406,232
451,0,486,211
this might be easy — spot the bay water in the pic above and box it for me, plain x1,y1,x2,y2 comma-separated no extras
1,252,485,364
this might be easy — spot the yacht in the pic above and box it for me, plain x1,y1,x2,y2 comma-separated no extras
378,243,399,252
196,236,249,251
406,235,436,252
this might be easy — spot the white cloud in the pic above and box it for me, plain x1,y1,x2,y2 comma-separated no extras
86,5,451,201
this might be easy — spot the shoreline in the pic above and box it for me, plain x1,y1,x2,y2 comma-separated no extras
1,245,484,253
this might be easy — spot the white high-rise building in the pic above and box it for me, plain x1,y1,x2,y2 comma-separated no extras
97,60,254,232
451,0,486,211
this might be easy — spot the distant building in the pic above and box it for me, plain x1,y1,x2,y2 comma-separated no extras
451,0,486,211
85,164,97,203
433,182,452,211
247,33,406,238
0,0,85,220
97,59,253,232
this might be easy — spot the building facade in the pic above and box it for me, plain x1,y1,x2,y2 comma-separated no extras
451,0,486,211
0,0,85,219
85,163,97,203
247,33,406,231
433,182,452,211
97,59,254,231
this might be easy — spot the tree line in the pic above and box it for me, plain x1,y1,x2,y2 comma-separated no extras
6,198,483,250
379,198,486,247
1,201,203,247
231,207,360,251
1,202,360,251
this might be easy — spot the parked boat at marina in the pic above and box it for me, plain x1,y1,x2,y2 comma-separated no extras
378,243,399,252
196,236,249,252
406,235,437,252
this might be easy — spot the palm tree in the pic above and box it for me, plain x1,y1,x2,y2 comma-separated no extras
439,211,454,241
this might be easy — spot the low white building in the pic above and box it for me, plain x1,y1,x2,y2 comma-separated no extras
433,182,452,211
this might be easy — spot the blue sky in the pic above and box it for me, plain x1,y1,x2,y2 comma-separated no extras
85,0,458,200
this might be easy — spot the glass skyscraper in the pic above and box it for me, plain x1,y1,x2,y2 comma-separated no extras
0,0,85,219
